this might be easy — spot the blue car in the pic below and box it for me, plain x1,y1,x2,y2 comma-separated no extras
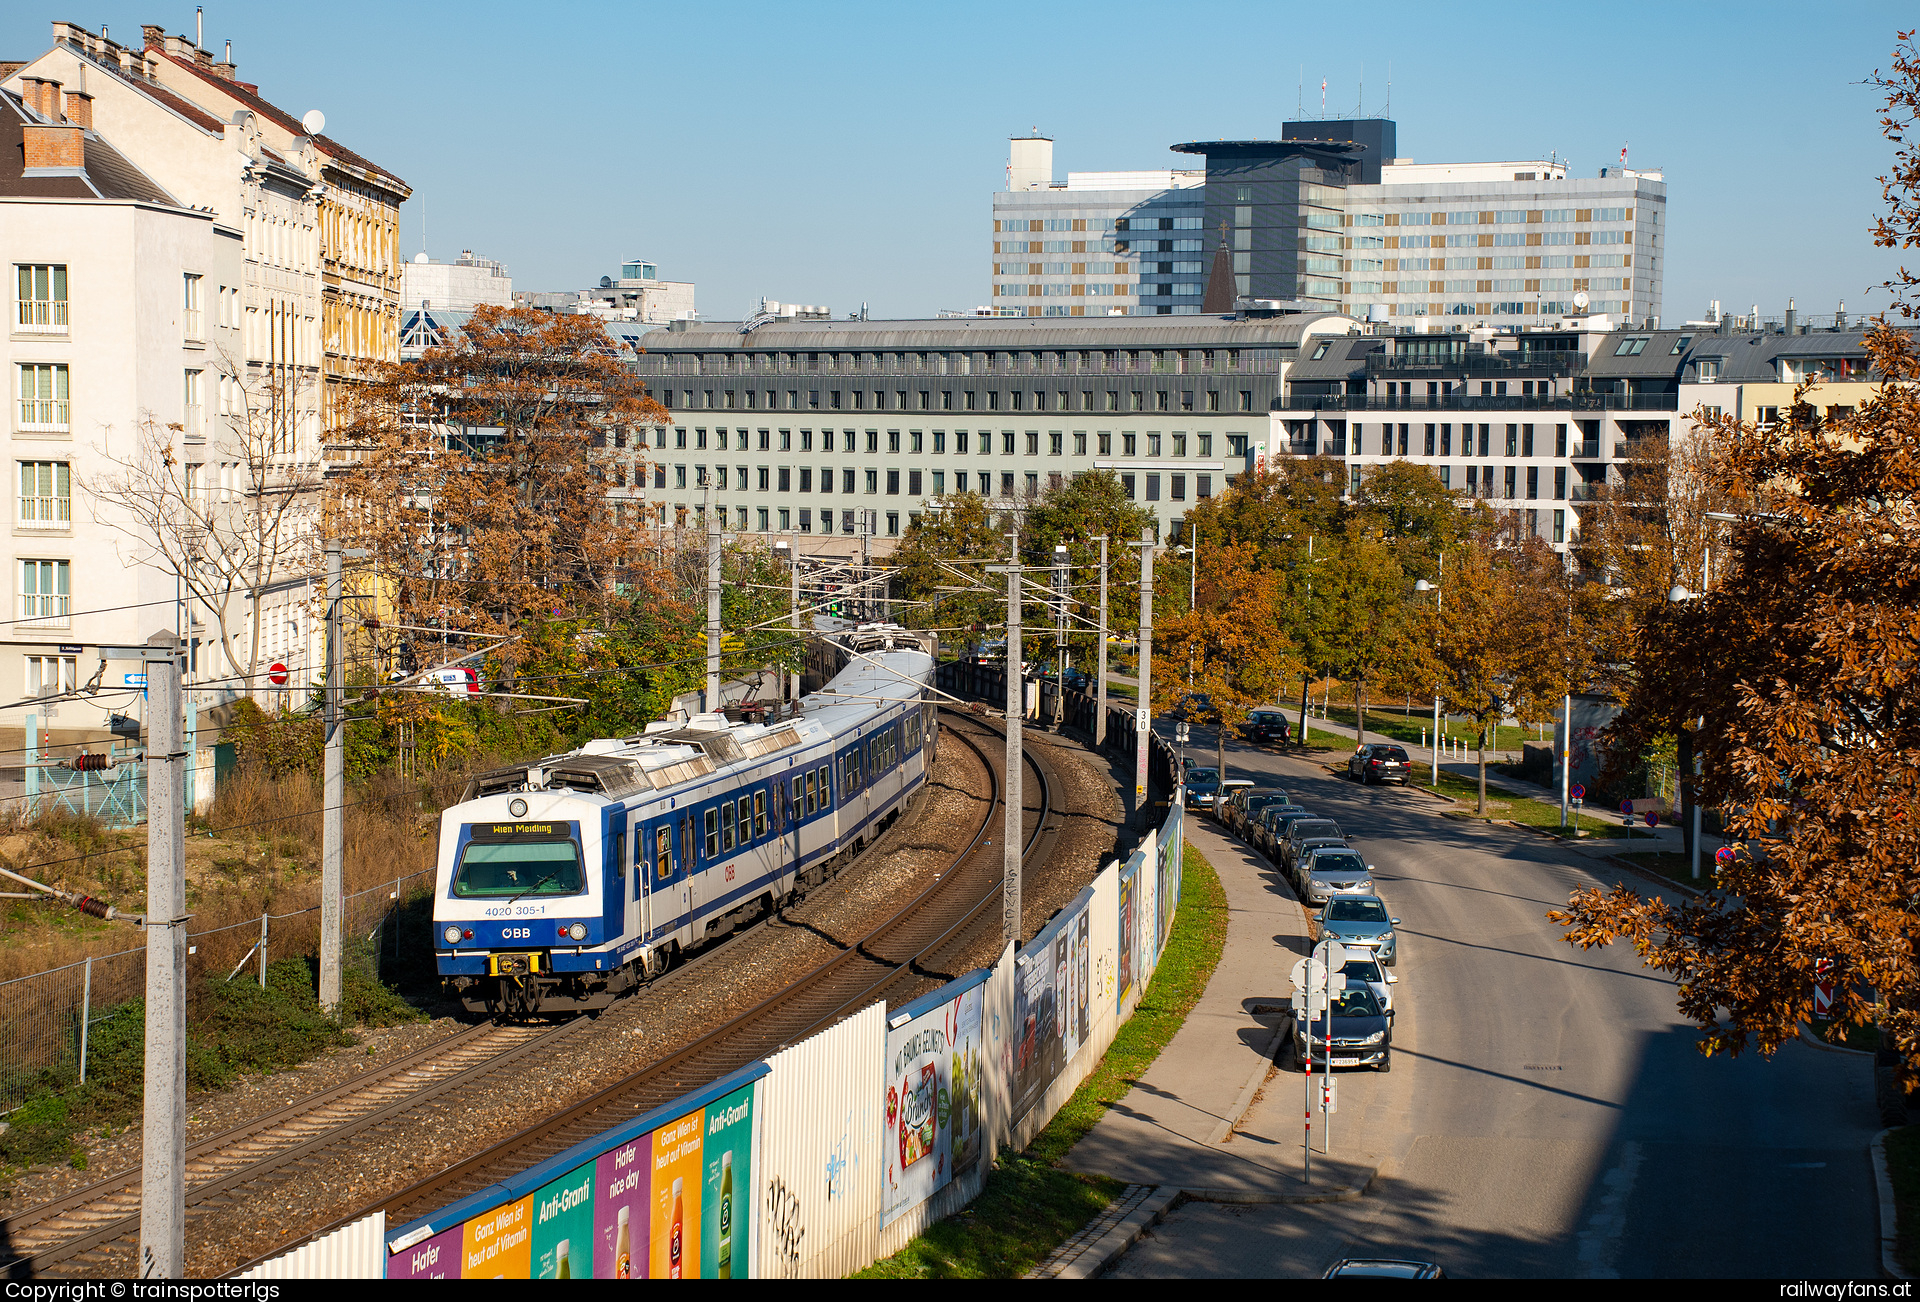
1318,894,1401,967
1185,766,1222,809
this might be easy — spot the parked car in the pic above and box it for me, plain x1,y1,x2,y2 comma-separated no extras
1256,806,1312,858
1339,954,1397,1014
1348,743,1413,785
1228,788,1291,836
1289,835,1353,889
1060,667,1092,692
1172,691,1215,721
1318,894,1400,967
1323,1259,1442,1279
1213,778,1253,820
1184,767,1222,809
1278,819,1343,874
1300,847,1376,908
1294,983,1392,1071
1239,708,1293,745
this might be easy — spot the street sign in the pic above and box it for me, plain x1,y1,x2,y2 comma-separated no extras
1312,939,1351,971
1135,707,1151,730
1290,990,1327,1017
1322,1077,1338,1115
1290,957,1326,992
124,673,146,687
1645,810,1660,828
1814,958,1834,1019
268,662,289,687
1570,783,1586,801
1715,846,1736,866
1619,798,1633,814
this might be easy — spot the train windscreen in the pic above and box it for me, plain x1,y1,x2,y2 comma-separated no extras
452,828,585,898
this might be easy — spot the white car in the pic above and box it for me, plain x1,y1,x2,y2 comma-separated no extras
423,666,481,697
1340,955,1398,1013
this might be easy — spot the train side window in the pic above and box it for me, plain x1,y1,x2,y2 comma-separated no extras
793,775,806,818
818,765,832,807
754,791,767,837
737,800,751,847
656,827,672,882
805,771,817,814
720,800,734,852
705,809,719,858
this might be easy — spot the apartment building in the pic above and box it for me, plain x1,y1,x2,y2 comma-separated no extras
402,249,512,312
1272,317,1892,550
1,82,284,747
606,309,1355,548
993,120,1665,329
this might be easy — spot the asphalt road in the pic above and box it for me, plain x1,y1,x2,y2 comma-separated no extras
1115,731,1881,1279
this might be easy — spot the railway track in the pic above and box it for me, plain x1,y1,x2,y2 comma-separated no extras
0,705,1051,1279
236,707,1061,1274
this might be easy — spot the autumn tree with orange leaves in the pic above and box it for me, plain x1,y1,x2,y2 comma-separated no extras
338,306,672,676
1552,32,1920,1075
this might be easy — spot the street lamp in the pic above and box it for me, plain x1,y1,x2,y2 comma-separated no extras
1415,557,1444,787
1669,583,1705,878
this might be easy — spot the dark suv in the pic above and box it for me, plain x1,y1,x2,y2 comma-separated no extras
1348,743,1412,786
1239,709,1292,745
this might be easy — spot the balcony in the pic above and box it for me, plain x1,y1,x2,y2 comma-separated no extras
1367,352,1584,379
1293,391,1680,414
1570,440,1602,458
16,299,68,334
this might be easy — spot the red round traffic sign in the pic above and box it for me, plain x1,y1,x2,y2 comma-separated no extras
1645,809,1660,827
268,662,289,686
1570,783,1585,801
1715,845,1736,865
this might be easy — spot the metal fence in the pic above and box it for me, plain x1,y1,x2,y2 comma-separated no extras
0,867,437,1115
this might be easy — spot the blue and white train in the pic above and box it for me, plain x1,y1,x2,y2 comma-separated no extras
432,625,936,1017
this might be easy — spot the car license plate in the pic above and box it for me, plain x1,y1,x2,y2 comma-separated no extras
1331,1056,1359,1066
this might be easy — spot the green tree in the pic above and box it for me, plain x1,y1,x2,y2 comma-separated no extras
1313,529,1418,750
1352,460,1480,579
889,493,1009,649
1021,470,1158,667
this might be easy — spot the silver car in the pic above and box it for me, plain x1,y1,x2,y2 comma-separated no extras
1319,894,1400,966
1301,847,1375,907
1280,819,1343,874
1339,954,1397,1014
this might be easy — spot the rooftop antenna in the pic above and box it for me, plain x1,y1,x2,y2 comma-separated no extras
1320,77,1327,119
1386,60,1391,117
1298,66,1303,120
1358,63,1363,118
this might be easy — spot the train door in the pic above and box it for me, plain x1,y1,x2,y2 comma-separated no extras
641,821,656,944
678,813,696,933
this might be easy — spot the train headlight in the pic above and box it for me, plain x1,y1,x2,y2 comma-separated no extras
508,798,528,817
442,925,462,945
567,922,589,941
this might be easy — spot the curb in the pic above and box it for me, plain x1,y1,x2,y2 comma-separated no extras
1206,1026,1287,1144
1056,1185,1181,1279
1875,1128,1912,1279
1055,1169,1380,1279
1796,1020,1877,1057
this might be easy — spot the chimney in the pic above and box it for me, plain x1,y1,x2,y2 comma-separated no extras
21,78,59,120
1784,298,1797,335
22,123,84,171
63,91,93,130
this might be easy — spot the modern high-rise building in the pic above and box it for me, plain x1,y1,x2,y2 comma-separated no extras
993,120,1665,328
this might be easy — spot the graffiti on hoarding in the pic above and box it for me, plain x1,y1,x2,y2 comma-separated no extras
765,1176,806,1279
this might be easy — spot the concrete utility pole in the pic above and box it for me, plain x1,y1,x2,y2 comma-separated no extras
1132,527,1155,826
787,541,800,718
1052,543,1069,729
860,512,873,622
320,540,344,1014
705,476,722,712
136,630,185,1278
1001,535,1023,947
1093,536,1109,749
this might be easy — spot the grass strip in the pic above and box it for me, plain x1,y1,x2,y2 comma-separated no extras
1322,705,1550,756
1888,1126,1920,1274
1408,762,1629,839
857,842,1228,1278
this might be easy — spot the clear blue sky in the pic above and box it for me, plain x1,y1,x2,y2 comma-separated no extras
6,0,1913,323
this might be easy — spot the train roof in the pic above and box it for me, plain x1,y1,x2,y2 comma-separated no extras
458,625,932,806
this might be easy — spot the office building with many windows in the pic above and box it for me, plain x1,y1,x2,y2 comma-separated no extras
994,120,1665,328
608,309,1356,548
1272,317,1890,551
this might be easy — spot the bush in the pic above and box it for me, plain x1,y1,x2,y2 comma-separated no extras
0,1091,80,1168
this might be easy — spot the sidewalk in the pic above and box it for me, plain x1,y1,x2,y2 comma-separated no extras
1041,816,1374,1279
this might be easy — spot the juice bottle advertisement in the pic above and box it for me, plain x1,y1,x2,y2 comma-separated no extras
881,985,982,1227
594,1133,652,1278
701,1083,754,1278
651,1107,704,1279
386,1224,462,1279
460,1193,533,1279
1116,869,1136,1012
531,1160,596,1278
